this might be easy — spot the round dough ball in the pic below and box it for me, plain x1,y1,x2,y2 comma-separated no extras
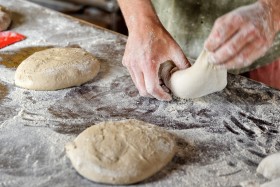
261,178,280,187
0,6,11,31
15,48,100,90
65,119,176,185
257,152,280,180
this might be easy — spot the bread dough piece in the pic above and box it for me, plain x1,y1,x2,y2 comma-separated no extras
240,181,260,187
15,48,100,90
257,152,280,180
261,178,280,187
0,6,11,31
241,178,280,187
65,119,176,185
161,49,227,99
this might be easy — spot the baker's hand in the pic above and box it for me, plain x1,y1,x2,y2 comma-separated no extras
204,1,279,69
123,20,190,101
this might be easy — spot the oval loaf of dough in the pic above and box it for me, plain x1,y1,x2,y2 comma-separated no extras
15,48,100,90
65,119,176,185
257,152,280,180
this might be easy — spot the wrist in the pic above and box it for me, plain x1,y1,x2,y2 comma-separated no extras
118,0,161,33
127,15,161,34
259,0,280,32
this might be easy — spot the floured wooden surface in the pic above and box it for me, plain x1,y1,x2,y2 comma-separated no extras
0,0,280,187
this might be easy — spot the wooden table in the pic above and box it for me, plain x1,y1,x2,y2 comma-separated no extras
0,0,280,186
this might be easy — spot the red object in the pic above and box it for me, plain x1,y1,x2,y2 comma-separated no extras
249,59,280,90
0,31,26,49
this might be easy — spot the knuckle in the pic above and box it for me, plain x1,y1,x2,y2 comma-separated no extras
260,46,269,56
122,56,131,67
214,17,223,26
257,37,266,46
249,30,258,39
122,60,128,67
144,61,157,72
247,24,258,34
231,13,243,24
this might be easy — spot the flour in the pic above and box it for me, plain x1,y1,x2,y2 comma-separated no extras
0,0,280,187
0,65,15,84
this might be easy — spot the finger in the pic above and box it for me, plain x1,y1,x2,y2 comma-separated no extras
205,14,243,52
221,38,268,69
170,46,191,69
128,66,149,97
127,67,138,88
144,63,172,101
208,24,258,65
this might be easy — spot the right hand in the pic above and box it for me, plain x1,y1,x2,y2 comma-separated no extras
204,1,280,69
122,19,190,101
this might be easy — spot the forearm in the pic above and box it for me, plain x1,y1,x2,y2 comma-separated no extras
259,0,280,31
117,0,160,32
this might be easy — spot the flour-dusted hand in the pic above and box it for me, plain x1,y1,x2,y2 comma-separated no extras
204,0,280,69
123,21,189,101
118,0,190,101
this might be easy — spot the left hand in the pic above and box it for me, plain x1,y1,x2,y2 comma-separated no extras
204,1,279,69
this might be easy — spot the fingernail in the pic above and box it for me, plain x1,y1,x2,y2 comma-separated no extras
207,54,217,64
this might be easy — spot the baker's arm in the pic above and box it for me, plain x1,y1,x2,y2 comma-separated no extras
117,0,190,101
204,0,280,69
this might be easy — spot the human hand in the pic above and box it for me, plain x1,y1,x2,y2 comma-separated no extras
204,1,280,69
123,20,190,101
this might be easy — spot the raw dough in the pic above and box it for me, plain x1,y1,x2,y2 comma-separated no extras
65,119,176,185
241,179,280,187
257,152,280,180
161,49,227,99
15,48,100,90
261,178,280,187
0,6,11,31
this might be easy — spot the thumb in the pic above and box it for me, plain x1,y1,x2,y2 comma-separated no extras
170,47,191,70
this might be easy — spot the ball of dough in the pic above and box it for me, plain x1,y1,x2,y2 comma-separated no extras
0,6,11,31
65,119,176,185
161,49,227,99
257,152,280,180
15,48,100,91
261,178,280,187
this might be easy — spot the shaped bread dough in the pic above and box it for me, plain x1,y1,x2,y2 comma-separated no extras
161,49,227,99
15,48,100,90
240,179,280,187
257,152,280,180
261,178,280,187
65,119,176,185
0,6,11,31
